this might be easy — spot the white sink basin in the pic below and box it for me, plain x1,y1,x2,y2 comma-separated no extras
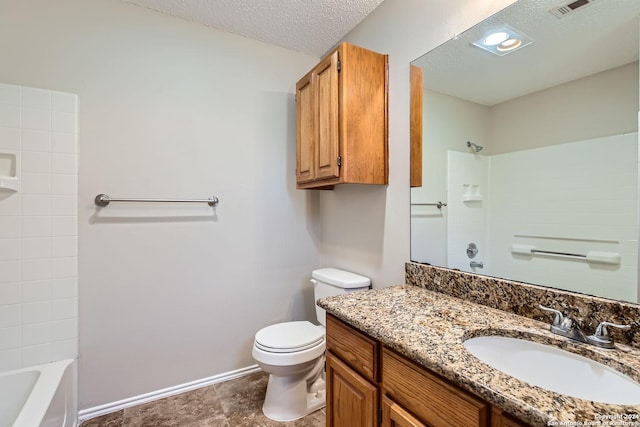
463,335,640,405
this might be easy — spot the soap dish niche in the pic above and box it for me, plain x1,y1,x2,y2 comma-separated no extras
462,184,482,202
0,152,20,192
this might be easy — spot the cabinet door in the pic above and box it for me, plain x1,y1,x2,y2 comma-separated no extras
491,406,530,427
383,348,488,427
382,395,428,427
326,351,378,427
314,50,340,181
296,72,315,184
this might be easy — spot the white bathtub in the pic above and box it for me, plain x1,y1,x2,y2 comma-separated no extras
0,359,77,427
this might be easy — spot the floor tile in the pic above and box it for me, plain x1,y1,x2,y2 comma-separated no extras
80,371,325,427
80,410,124,427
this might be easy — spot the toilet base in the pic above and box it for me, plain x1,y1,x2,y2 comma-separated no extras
261,358,326,421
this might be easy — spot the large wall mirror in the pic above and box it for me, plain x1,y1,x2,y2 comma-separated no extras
410,0,640,303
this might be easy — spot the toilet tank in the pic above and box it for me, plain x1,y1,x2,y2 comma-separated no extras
311,268,371,327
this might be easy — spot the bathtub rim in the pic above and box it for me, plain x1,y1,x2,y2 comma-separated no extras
10,358,75,427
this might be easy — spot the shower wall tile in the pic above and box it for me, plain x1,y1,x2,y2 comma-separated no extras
0,84,20,105
0,239,21,261
0,283,21,305
22,195,51,216
22,237,52,259
51,216,76,237
22,216,51,237
0,127,20,150
22,107,50,131
0,261,21,283
22,280,51,302
22,343,50,366
0,104,20,128
22,130,50,152
0,327,20,350
22,87,51,109
22,323,51,346
51,92,76,113
51,195,77,216
0,349,21,371
51,278,77,299
51,132,76,154
0,83,77,371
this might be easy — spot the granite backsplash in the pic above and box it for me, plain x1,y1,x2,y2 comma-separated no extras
406,262,640,348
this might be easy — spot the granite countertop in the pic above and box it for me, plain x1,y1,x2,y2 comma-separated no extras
318,285,640,427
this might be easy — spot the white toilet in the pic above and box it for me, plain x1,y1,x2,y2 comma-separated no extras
252,268,371,421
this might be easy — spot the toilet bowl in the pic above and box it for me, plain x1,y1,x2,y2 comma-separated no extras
252,268,371,421
252,321,326,421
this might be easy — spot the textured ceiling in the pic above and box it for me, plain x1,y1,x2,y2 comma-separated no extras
122,0,385,56
413,0,640,106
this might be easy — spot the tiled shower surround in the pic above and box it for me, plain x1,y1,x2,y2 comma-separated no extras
0,83,78,370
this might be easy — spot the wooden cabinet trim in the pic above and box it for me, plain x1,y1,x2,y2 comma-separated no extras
410,64,423,188
326,314,379,382
382,395,427,427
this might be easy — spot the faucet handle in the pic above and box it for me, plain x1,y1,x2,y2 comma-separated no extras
538,305,564,326
592,321,631,339
586,321,632,349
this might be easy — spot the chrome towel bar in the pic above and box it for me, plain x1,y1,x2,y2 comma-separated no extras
94,194,219,207
411,201,447,209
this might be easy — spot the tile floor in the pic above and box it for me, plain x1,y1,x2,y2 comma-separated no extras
80,371,326,427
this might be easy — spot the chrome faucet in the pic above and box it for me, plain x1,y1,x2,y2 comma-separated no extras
538,305,631,349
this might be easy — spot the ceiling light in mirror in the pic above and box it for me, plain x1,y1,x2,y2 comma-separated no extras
497,38,522,51
472,25,533,56
483,31,509,46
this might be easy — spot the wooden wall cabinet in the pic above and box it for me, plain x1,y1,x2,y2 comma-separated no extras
326,314,530,427
296,43,388,189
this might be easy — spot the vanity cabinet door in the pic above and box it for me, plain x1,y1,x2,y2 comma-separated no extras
383,347,489,427
382,395,428,427
326,351,378,427
491,406,529,427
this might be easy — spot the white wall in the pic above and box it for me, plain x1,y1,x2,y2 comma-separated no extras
0,84,78,371
489,62,639,154
321,0,517,287
0,0,320,409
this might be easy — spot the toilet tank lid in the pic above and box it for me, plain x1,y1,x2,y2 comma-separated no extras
312,268,370,289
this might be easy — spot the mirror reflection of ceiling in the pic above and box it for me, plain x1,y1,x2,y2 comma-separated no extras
412,0,640,106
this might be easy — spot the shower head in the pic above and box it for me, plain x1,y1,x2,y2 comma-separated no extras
467,141,483,153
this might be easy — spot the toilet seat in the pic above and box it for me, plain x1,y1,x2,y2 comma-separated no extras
255,321,325,353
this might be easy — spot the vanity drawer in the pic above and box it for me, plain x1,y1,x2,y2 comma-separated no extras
326,314,379,382
382,347,489,427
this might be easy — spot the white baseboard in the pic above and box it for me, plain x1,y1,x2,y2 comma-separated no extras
78,364,261,422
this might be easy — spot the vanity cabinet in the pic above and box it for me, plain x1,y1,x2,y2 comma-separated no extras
326,314,379,427
295,43,388,189
326,314,530,427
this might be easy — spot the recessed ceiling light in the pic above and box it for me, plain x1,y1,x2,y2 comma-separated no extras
472,25,533,56
497,38,522,51
483,31,509,46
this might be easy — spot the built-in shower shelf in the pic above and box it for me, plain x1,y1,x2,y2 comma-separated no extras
0,152,19,192
462,195,483,202
0,176,19,192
